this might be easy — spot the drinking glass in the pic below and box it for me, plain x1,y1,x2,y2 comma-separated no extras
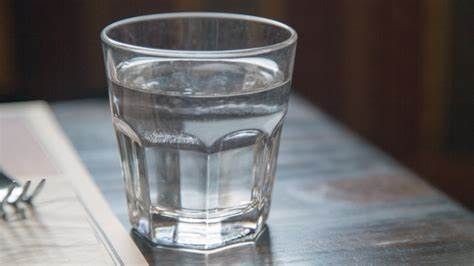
101,12,297,250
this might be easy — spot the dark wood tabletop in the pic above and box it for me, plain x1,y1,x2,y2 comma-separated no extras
52,97,474,265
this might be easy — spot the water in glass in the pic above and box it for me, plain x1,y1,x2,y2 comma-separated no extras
108,57,290,249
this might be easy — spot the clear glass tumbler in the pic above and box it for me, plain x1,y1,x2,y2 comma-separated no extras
101,12,297,250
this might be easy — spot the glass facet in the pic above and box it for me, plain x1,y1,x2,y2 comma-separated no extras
101,12,297,250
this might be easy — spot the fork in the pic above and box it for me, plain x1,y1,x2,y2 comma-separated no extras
0,169,45,220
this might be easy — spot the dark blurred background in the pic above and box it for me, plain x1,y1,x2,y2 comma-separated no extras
0,0,472,207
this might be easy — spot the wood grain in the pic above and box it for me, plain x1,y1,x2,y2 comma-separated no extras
52,97,474,265
0,101,147,265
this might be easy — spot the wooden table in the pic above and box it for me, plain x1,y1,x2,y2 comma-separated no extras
52,97,474,265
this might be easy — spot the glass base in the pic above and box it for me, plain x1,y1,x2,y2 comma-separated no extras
133,204,266,250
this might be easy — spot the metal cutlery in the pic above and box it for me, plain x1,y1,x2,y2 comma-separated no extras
0,169,45,220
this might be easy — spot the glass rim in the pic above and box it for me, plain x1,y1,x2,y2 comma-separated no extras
101,12,297,58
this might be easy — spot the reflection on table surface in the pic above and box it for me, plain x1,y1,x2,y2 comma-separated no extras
132,226,273,265
54,98,474,265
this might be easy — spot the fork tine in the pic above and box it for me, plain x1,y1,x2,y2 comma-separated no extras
24,178,46,203
1,183,16,220
9,180,31,205
1,182,16,206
